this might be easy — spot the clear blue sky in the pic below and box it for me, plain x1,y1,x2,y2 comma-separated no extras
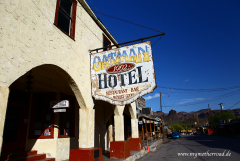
87,0,240,113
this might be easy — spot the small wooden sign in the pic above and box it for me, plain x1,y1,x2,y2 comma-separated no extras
50,100,69,108
54,109,66,113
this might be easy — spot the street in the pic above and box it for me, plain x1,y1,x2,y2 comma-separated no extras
137,135,240,161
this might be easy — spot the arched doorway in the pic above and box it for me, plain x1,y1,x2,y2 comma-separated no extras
1,65,81,160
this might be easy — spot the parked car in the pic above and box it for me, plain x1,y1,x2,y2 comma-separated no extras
193,131,202,135
171,132,180,139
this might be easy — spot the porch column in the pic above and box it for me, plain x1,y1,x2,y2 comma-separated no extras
129,102,139,138
0,86,9,155
70,107,103,161
114,105,124,141
108,118,113,148
110,105,130,159
128,102,143,151
79,108,94,148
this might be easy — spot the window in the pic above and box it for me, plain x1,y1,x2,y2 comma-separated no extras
29,93,56,139
103,34,111,51
58,93,75,138
54,0,77,39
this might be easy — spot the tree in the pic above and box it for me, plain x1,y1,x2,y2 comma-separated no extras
209,111,236,126
172,124,184,132
179,123,188,129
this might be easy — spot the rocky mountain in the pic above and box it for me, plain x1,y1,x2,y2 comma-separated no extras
153,108,240,126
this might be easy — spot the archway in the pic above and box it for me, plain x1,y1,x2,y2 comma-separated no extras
1,64,83,160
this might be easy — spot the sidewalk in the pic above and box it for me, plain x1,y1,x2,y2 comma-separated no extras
103,138,164,161
61,138,165,161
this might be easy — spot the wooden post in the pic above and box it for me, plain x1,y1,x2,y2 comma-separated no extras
159,122,161,140
142,117,144,146
150,120,152,141
160,92,164,140
154,121,156,140
144,118,148,144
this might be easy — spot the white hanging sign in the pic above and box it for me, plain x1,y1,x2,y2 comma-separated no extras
91,41,156,105
50,100,69,108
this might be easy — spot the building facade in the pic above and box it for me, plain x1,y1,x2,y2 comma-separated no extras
0,0,139,160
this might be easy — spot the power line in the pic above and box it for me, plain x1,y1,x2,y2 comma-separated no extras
61,0,165,46
227,101,240,110
90,9,163,33
163,89,240,107
157,85,240,92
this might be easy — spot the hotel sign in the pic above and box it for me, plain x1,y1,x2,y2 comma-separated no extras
91,41,156,105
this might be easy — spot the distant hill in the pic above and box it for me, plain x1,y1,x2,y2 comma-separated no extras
153,108,240,126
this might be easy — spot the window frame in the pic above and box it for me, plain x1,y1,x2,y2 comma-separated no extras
103,34,112,51
58,93,75,138
28,93,56,139
54,0,77,39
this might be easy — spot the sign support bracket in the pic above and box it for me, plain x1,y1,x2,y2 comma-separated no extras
89,33,165,53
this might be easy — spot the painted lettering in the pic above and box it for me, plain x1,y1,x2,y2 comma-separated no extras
108,75,117,88
128,69,137,85
98,73,108,89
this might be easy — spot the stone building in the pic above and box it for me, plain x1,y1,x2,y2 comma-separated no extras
0,0,140,160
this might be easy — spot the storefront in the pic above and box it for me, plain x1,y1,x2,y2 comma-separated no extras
0,0,158,160
1,65,82,160
0,0,120,160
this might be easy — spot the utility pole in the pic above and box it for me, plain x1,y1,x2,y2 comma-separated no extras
160,92,164,140
218,103,224,123
160,92,169,140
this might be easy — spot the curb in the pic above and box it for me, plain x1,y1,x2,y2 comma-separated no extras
106,139,163,161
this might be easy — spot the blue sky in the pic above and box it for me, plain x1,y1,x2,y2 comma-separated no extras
87,0,240,113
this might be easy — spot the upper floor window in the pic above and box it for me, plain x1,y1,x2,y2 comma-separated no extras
103,34,111,51
54,0,77,39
